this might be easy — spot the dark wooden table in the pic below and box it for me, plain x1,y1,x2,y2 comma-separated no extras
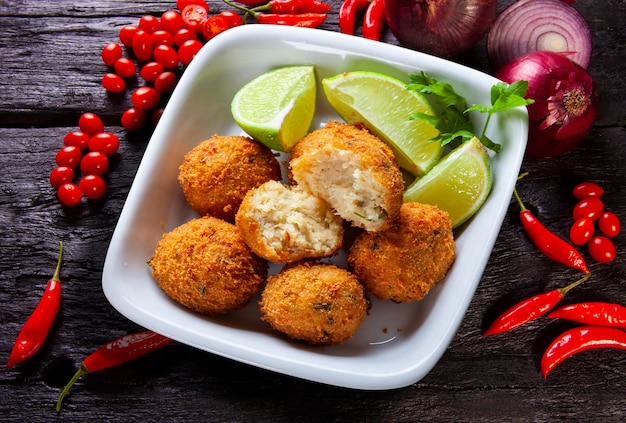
2,0,625,421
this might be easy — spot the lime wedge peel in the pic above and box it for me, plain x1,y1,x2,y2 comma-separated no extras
322,71,441,176
402,137,493,228
231,65,316,152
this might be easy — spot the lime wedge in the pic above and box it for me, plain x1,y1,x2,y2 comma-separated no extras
231,65,316,152
403,137,493,228
322,71,441,176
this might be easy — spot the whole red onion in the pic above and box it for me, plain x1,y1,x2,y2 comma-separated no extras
496,51,599,158
384,0,497,58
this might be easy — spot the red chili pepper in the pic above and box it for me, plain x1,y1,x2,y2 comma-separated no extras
548,302,626,328
483,272,591,336
256,13,327,27
362,0,385,41
7,242,63,368
339,0,371,35
541,326,626,378
254,0,331,14
56,330,172,413
514,186,590,274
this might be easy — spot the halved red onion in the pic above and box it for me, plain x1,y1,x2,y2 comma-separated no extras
487,0,592,71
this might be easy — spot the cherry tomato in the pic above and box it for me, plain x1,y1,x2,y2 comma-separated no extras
102,73,126,93
49,167,74,189
151,29,174,47
79,175,107,200
114,58,137,78
177,0,209,12
132,86,161,110
89,132,120,156
174,28,197,47
153,44,179,69
101,42,123,66
182,4,208,32
202,16,229,41
154,71,177,94
598,211,621,238
569,217,595,246
119,25,139,47
138,15,160,34
177,39,202,66
57,183,82,206
219,11,243,28
573,197,604,221
55,146,82,168
573,181,604,200
78,113,104,137
80,151,109,175
588,235,616,263
151,108,165,126
132,29,153,62
160,10,184,35
140,62,164,82
63,131,90,150
121,107,148,131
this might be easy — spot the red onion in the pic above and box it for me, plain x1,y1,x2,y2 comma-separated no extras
384,0,497,58
496,51,599,158
487,0,592,71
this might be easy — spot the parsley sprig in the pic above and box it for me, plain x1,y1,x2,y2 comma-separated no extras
406,71,534,153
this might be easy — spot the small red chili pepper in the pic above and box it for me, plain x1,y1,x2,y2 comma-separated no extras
253,0,331,14
56,330,172,413
256,13,327,27
548,302,626,328
362,0,385,41
7,242,63,368
339,0,371,35
483,272,591,336
514,186,590,274
541,326,626,378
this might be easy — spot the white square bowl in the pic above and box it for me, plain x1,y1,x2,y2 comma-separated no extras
102,24,528,390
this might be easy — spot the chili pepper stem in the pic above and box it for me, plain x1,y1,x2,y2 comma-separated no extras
512,186,528,212
55,363,88,414
558,271,592,296
222,0,261,19
52,241,63,282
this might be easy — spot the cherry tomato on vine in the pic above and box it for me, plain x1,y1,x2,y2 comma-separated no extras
174,28,197,46
219,11,243,28
139,15,160,34
573,197,604,221
132,29,153,62
114,58,137,78
79,113,104,137
101,42,123,66
55,146,82,168
573,181,604,200
177,39,202,66
598,211,621,238
63,131,90,150
121,107,148,131
570,217,594,246
102,73,126,93
131,87,161,110
160,10,184,35
202,16,229,41
588,235,616,263
154,71,177,94
57,183,82,206
49,167,74,189
182,4,208,32
153,44,179,69
119,25,138,47
151,29,174,47
177,0,209,13
79,175,107,199
80,151,109,175
89,132,120,156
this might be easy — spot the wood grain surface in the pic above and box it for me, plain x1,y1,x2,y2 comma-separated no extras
2,0,626,421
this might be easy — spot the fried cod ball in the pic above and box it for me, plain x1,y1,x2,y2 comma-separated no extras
260,263,368,346
289,121,404,232
150,216,267,316
235,180,344,263
178,135,281,222
348,202,456,302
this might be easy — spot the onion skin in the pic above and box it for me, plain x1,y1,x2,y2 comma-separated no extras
384,0,497,58
487,0,593,71
496,51,599,158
